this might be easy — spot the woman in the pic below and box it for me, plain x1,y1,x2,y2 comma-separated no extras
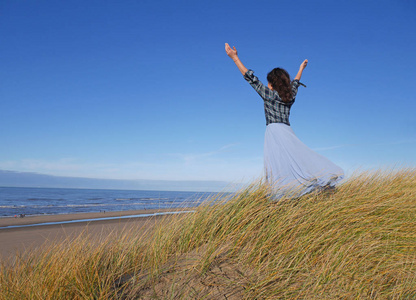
225,43,344,197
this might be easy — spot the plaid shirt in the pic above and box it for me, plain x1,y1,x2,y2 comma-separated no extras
244,69,301,126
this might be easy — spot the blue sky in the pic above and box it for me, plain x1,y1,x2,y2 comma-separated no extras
1,0,415,188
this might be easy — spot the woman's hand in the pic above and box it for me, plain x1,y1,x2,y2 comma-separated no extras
225,43,238,60
300,59,308,70
225,43,247,75
295,59,308,81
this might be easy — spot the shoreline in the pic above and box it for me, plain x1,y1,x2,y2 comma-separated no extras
0,208,188,261
0,208,187,228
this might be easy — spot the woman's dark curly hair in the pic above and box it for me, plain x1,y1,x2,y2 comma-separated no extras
267,68,292,103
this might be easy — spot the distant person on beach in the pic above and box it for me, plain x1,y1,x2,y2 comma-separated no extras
225,43,344,196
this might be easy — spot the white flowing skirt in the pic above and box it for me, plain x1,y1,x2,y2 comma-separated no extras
264,123,344,197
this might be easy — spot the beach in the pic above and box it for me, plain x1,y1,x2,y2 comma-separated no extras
0,208,186,260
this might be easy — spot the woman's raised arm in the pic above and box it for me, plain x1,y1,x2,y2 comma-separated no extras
294,59,308,81
225,43,248,76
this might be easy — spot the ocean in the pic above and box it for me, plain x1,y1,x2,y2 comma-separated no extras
0,187,216,217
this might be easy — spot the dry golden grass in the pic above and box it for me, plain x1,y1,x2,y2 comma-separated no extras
1,169,415,299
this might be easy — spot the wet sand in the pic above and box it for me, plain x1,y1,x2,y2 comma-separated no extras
0,208,188,260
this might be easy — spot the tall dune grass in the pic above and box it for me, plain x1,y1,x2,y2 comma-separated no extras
1,169,415,299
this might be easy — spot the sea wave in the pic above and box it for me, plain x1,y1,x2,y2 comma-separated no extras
27,198,65,201
115,197,170,201
0,201,203,209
